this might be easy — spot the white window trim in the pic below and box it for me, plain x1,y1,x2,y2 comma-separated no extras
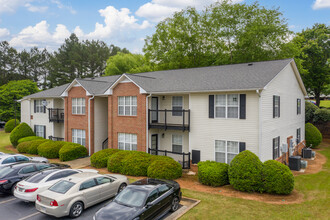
274,95,280,118
35,99,46,113
118,133,137,151
72,98,86,115
118,96,137,116
35,125,45,138
171,96,184,116
214,140,240,164
273,137,280,159
72,129,86,146
172,134,183,153
297,98,301,115
214,94,240,119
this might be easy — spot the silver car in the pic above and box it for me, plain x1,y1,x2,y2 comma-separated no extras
35,172,128,218
0,154,48,167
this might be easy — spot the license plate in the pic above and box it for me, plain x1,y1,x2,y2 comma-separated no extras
19,188,24,192
40,206,46,213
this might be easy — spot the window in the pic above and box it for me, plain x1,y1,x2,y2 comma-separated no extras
172,135,183,153
49,180,75,194
19,165,36,174
172,96,183,116
297,128,301,144
80,179,97,190
2,157,16,164
15,155,29,162
215,140,239,164
273,136,280,159
297,99,301,115
72,129,86,146
118,133,137,151
158,184,171,196
36,163,52,171
215,94,239,118
146,189,159,204
273,96,280,118
96,177,112,185
35,99,46,113
35,125,45,138
72,98,85,114
118,96,137,116
47,170,78,182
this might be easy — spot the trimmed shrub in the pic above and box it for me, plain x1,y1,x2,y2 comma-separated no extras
27,139,51,155
305,101,318,122
197,161,229,186
91,148,121,168
18,136,43,144
59,143,88,161
17,141,33,153
148,156,182,180
263,160,294,194
10,123,35,147
107,151,134,173
4,119,20,133
228,150,264,193
121,151,152,176
38,141,66,159
305,123,322,148
313,109,330,123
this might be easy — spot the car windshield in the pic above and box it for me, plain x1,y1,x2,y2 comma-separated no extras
0,167,15,178
49,180,75,194
114,188,147,207
25,170,58,183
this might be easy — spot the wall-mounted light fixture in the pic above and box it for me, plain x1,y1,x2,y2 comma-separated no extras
162,96,165,100
162,133,165,138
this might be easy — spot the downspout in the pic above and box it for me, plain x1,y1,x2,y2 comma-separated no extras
256,89,262,161
146,94,152,153
88,96,95,156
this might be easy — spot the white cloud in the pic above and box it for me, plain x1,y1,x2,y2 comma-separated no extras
25,3,48,13
0,28,10,37
51,0,76,14
0,0,31,14
312,0,330,9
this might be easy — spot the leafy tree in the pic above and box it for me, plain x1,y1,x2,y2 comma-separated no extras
0,41,19,85
0,80,39,121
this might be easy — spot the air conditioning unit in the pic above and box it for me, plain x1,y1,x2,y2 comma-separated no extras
302,148,312,159
312,151,316,158
281,144,288,153
289,156,301,171
301,160,308,169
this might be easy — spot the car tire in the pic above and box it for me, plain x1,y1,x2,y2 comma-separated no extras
170,196,180,212
118,183,127,194
69,201,84,218
11,183,17,195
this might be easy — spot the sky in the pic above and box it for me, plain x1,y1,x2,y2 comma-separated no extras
0,0,329,53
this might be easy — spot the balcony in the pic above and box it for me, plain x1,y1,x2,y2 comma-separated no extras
48,136,64,141
48,108,64,123
148,109,190,131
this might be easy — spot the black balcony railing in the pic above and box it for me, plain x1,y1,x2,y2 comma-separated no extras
48,108,64,123
148,109,190,131
48,136,64,141
148,148,190,169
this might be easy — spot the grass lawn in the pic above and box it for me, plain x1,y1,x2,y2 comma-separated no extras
320,100,330,108
0,130,14,153
180,141,330,220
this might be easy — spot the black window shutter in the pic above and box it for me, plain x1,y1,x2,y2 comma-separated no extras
43,99,46,113
272,138,275,159
43,126,46,139
239,142,246,152
34,125,36,134
273,96,275,118
239,94,246,119
34,100,36,113
297,99,299,115
278,96,280,117
209,95,214,118
277,136,280,158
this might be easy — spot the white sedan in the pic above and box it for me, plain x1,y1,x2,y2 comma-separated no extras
0,154,48,167
35,172,128,218
14,168,98,202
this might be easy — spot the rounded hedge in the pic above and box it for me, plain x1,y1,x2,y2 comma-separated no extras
197,161,229,186
4,119,20,133
17,141,33,153
305,123,322,148
228,150,264,193
91,148,121,168
18,136,43,144
38,141,66,158
263,160,294,195
148,156,182,180
107,151,134,173
305,101,318,122
121,152,152,176
10,123,35,147
313,109,330,123
27,139,51,155
59,143,88,161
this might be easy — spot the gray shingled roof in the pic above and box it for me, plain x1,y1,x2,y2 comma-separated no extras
22,59,293,99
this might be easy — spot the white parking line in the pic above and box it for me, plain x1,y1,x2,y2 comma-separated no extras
18,212,40,220
0,198,16,204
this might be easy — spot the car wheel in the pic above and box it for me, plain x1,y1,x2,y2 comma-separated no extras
170,197,180,212
11,183,17,195
69,201,83,218
118,183,127,194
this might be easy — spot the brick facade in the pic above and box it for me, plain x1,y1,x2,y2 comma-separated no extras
108,82,147,152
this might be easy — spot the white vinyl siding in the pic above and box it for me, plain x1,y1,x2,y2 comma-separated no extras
72,98,85,114
118,96,137,116
35,99,45,113
118,133,137,151
35,125,45,138
215,140,239,164
72,129,86,146
172,96,183,116
215,94,239,118
172,134,183,153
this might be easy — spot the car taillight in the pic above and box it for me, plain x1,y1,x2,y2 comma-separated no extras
50,200,58,206
0,180,8,184
37,195,41,202
25,188,38,193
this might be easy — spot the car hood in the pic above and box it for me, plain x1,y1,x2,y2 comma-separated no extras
29,157,48,163
94,201,141,220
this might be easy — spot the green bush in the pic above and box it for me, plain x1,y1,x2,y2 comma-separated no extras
10,123,35,147
121,151,152,176
148,156,182,180
107,151,134,173
263,160,294,194
59,143,88,161
91,148,121,168
228,150,264,193
313,108,330,123
18,136,43,144
197,161,229,186
305,101,318,122
305,123,322,148
38,141,66,158
27,139,51,155
17,141,33,153
4,119,20,133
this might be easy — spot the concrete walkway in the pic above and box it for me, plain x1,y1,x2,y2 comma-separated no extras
54,156,91,169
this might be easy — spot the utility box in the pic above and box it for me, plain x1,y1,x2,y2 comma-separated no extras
301,160,308,169
302,148,312,159
289,156,301,171
192,150,200,164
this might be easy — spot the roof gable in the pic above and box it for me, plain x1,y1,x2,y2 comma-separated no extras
104,74,147,95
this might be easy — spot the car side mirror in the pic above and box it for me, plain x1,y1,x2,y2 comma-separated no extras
145,202,152,208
